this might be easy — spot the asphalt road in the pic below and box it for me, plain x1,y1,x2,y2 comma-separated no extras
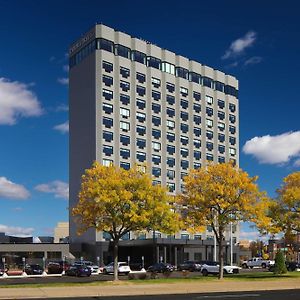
21,289,300,299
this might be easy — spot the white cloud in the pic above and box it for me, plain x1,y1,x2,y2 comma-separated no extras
0,77,43,125
294,159,300,167
0,177,30,200
244,56,263,66
239,230,268,242
55,104,69,112
57,77,69,85
0,224,34,237
243,131,300,165
35,180,69,199
222,31,257,60
53,121,69,133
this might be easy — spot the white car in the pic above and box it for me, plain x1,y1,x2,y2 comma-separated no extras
87,265,99,274
103,262,131,275
201,261,240,276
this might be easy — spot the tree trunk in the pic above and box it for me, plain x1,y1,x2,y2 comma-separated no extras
218,232,224,280
113,238,119,281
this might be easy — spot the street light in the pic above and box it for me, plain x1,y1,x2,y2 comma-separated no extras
22,257,26,275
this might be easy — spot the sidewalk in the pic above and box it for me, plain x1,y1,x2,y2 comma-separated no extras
1,278,300,299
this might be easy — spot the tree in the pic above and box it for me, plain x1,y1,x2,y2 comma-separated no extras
273,251,287,275
72,162,180,281
179,162,270,279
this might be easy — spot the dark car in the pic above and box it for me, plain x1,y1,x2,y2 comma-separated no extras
177,261,202,272
0,263,8,276
47,261,70,274
65,265,91,277
269,261,300,272
25,264,44,275
147,263,175,273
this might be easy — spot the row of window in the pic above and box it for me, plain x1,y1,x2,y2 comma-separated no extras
70,38,238,97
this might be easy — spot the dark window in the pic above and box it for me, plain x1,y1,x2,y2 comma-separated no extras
189,72,201,84
152,155,161,165
167,95,175,105
218,156,225,163
103,131,113,142
152,129,161,139
203,77,213,88
218,133,225,143
136,112,146,122
120,162,130,170
136,85,146,97
180,136,188,145
194,127,201,137
166,83,175,93
136,99,146,110
194,115,201,125
167,145,175,155
120,148,130,159
218,122,225,131
120,80,130,92
102,61,113,73
218,111,225,120
136,138,146,149
115,44,131,59
103,89,113,101
206,130,213,140
120,94,130,105
180,99,188,109
152,116,161,126
98,38,114,52
225,85,238,97
194,151,201,160
176,67,189,79
218,145,225,154
206,153,214,161
167,157,175,167
207,142,214,151
181,172,188,180
181,160,189,170
147,56,161,69
103,117,113,128
132,50,146,64
167,170,175,180
151,77,161,88
103,145,113,156
152,167,161,178
136,125,146,136
152,90,161,101
103,103,113,114
229,103,236,112
181,148,189,157
194,139,201,148
229,125,236,134
152,180,161,186
229,136,236,145
120,67,130,78
103,75,113,87
136,72,146,83
215,81,225,92
180,123,189,133
137,152,146,162
193,103,201,113
193,91,201,101
120,135,130,146
152,103,161,114
206,107,213,116
167,107,175,117
180,111,189,121
167,132,175,142
229,114,236,123
194,163,201,169
218,99,225,109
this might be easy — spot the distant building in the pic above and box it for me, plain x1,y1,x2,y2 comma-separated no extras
54,222,69,243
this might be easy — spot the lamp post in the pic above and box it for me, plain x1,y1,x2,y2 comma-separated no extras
62,255,66,275
42,257,47,276
22,257,26,276
230,222,233,265
141,256,144,270
2,257,7,278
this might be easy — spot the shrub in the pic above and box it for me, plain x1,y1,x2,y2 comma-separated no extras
273,251,287,275
128,272,147,280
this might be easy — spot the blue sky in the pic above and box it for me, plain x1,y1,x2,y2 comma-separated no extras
0,0,299,239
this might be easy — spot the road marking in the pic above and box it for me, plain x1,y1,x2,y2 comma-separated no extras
196,294,261,299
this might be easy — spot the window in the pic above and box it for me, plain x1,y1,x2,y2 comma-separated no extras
167,107,175,117
166,82,175,93
194,127,201,137
180,87,188,97
120,135,130,146
120,107,130,118
152,90,161,101
167,119,175,129
194,115,201,125
218,133,225,143
102,158,113,166
181,148,189,157
136,72,146,83
206,107,213,116
167,182,175,192
181,160,189,170
229,147,236,156
207,225,213,232
120,148,130,159
189,72,201,84
136,125,146,136
152,154,161,165
103,103,113,114
229,125,236,134
167,157,175,167
225,85,238,97
194,235,202,241
152,167,161,178
136,151,146,162
102,61,113,73
205,131,213,140
167,145,175,155
152,180,161,186
120,162,130,170
194,150,201,160
152,141,161,151
147,56,161,69
229,136,236,145
215,81,225,92
203,76,213,88
167,95,175,105
180,135,188,145
120,67,130,78
136,99,146,110
229,114,236,123
120,121,130,132
103,89,113,100
103,117,113,128
162,62,175,75
194,162,201,169
207,142,213,151
151,77,161,88
136,85,146,96
120,80,130,92
102,75,113,86
115,44,131,59
152,116,161,126
103,145,113,156
98,38,114,52
180,111,189,121
206,95,213,105
180,99,188,109
167,170,175,180
103,131,113,142
181,172,188,180
136,112,146,122
218,122,225,131
218,145,225,154
132,50,146,64
193,91,201,101
167,132,175,142
218,156,225,163
181,123,189,133
206,119,213,128
229,103,236,113
218,111,225,120
120,94,130,105
152,129,161,139
218,99,225,109
193,103,201,113
176,67,189,79
136,138,146,149
194,139,201,148
206,153,214,161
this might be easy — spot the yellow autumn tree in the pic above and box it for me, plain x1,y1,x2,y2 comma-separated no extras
179,162,270,279
72,162,180,281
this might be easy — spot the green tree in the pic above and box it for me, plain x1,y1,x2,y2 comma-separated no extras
273,251,287,275
179,162,270,279
72,162,180,281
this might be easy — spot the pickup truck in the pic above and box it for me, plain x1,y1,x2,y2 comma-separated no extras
241,257,275,269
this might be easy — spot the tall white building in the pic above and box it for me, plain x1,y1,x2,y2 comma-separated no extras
69,24,239,264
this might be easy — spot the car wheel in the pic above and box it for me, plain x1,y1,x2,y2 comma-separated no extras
250,266,253,269
103,269,107,275
262,263,266,268
202,269,208,276
242,264,248,269
224,269,228,274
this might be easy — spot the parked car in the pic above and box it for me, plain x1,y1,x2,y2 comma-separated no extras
0,263,7,276
65,265,91,277
200,261,240,276
102,262,131,275
47,261,70,274
269,261,300,272
147,263,175,273
177,261,202,272
25,264,44,275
